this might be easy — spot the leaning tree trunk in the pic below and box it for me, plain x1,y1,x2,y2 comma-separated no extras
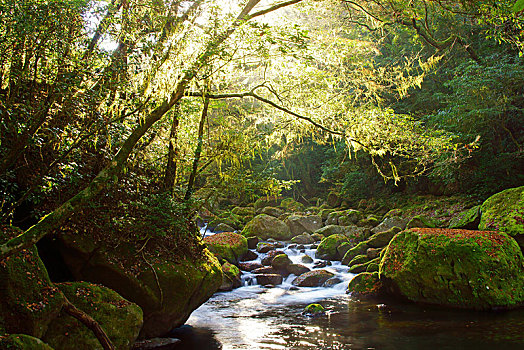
162,103,181,192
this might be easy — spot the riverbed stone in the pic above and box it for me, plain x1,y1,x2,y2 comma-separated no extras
319,208,336,221
380,228,524,310
292,270,335,287
479,186,524,249
280,198,305,212
256,274,283,286
254,196,282,211
336,242,352,260
213,223,235,233
239,262,263,272
231,206,255,217
327,192,342,208
286,264,310,276
204,232,248,264
366,247,382,259
252,266,278,275
0,226,65,338
219,262,242,291
286,215,323,236
366,226,402,248
301,255,314,263
261,250,285,266
271,254,292,270
316,234,349,260
291,233,315,245
246,236,259,249
242,214,292,241
240,250,258,262
256,242,275,254
43,282,143,350
323,277,343,287
448,205,481,230
303,303,325,316
338,210,364,226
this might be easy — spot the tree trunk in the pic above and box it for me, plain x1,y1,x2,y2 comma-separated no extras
163,103,181,192
185,97,209,201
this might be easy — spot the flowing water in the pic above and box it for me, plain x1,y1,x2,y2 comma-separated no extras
173,231,524,350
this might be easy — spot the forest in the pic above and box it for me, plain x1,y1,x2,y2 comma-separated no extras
0,0,523,349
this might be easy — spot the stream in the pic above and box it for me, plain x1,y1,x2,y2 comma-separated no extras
170,231,524,350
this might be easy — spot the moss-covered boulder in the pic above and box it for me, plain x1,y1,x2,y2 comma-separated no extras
319,208,335,221
0,334,54,349
43,282,142,349
219,262,242,291
347,272,383,299
380,228,524,310
372,216,407,234
479,186,524,249
57,232,222,338
285,215,322,236
406,215,439,229
0,227,65,338
279,198,305,212
291,233,315,244
241,214,292,241
204,232,248,264
254,196,282,211
261,206,284,218
348,254,369,267
338,210,364,226
292,270,335,287
271,254,293,271
315,234,349,260
287,264,310,276
342,241,369,265
231,206,255,217
366,226,401,248
449,205,481,230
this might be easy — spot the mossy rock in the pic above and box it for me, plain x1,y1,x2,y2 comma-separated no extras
319,208,335,221
372,216,407,234
0,226,65,338
204,232,248,264
315,234,349,260
366,262,379,272
338,210,363,226
279,198,305,212
271,254,292,270
303,303,324,316
406,215,439,229
347,272,383,298
449,205,481,230
291,233,315,244
479,186,524,248
342,242,369,265
241,214,292,241
314,225,345,236
43,282,142,350
285,215,322,236
58,233,222,338
231,206,255,217
366,226,401,248
380,228,524,310
261,206,284,218
327,191,342,208
292,270,335,287
348,254,369,267
0,334,54,349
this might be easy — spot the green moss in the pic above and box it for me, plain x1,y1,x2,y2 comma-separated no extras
315,234,349,260
271,254,292,270
342,242,369,265
319,208,335,220
204,232,248,264
0,334,54,349
349,254,369,267
43,282,142,350
366,226,401,248
380,228,524,310
479,186,524,237
0,228,65,338
303,303,324,315
406,215,439,229
241,214,291,240
254,196,282,210
280,198,305,212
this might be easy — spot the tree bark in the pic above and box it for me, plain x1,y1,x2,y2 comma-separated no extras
185,97,209,200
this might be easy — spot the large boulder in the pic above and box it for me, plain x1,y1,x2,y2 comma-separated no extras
279,198,305,212
292,270,335,287
254,196,282,211
241,214,292,241
261,207,284,218
406,215,438,229
219,262,242,291
43,282,143,349
366,227,402,248
285,215,322,236
204,232,248,264
479,186,524,249
314,225,346,236
449,205,481,230
342,242,368,265
315,234,349,260
0,226,65,338
57,231,222,338
347,272,383,299
380,228,524,310
291,233,315,244
338,210,364,226
256,274,283,286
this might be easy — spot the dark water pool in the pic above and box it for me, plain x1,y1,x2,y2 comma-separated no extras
172,286,524,350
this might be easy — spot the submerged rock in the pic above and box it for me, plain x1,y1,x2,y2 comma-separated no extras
380,228,524,310
256,274,283,286
43,282,143,349
292,270,335,287
286,264,310,276
204,232,248,264
242,214,292,241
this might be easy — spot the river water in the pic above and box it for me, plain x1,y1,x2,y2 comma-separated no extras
172,235,524,350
